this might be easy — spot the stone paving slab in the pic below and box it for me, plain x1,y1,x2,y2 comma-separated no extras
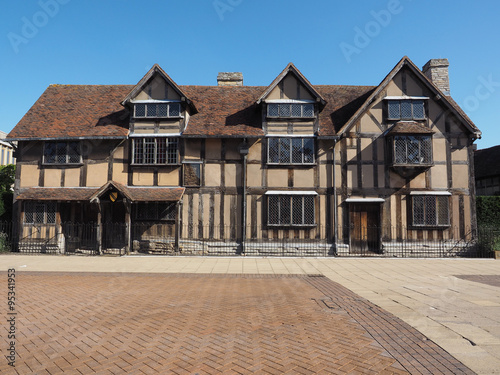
0,272,474,374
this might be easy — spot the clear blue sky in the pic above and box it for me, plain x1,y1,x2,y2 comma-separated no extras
1,0,499,149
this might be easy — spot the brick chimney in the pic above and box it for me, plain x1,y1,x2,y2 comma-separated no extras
217,72,243,86
422,59,450,96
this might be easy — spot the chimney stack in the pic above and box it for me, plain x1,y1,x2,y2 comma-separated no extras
422,59,450,96
217,72,243,86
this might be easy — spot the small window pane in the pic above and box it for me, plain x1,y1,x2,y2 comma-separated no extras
146,104,157,117
268,138,279,163
388,101,400,119
291,104,302,117
35,203,45,224
268,104,279,117
24,202,34,223
412,100,425,119
303,138,314,163
400,101,412,119
68,142,80,163
46,203,56,224
156,138,167,164
144,139,155,164
303,104,314,117
134,139,144,164
135,104,146,117
413,196,425,226
158,103,168,117
167,138,178,164
44,142,56,164
169,103,180,117
280,196,291,225
279,104,290,117
292,196,303,224
56,142,67,164
292,138,303,164
279,138,291,163
437,196,449,226
160,203,176,221
268,196,279,225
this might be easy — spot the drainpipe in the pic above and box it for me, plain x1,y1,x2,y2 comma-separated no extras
333,137,339,254
239,140,249,255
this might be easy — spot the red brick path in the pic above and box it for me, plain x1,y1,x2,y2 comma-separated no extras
0,273,473,374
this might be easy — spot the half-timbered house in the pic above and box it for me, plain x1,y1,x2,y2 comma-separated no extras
7,56,481,256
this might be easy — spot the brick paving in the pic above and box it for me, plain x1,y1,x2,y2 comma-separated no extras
0,272,473,374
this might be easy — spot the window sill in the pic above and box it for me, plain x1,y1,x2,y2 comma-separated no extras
410,225,450,230
267,163,316,167
267,224,317,228
133,116,184,120
131,163,181,167
42,163,83,167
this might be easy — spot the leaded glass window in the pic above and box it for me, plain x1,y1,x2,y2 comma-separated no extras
132,137,178,165
267,138,315,165
44,141,81,164
135,202,176,221
387,100,426,120
268,195,315,226
24,201,56,224
393,135,432,165
267,103,315,118
412,195,449,227
134,102,182,118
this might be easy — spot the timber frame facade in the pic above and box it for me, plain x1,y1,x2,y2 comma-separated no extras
7,56,482,256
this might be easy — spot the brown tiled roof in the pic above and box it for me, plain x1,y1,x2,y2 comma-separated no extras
91,181,185,202
474,145,500,179
16,187,98,201
182,86,264,137
386,121,435,135
8,84,376,139
8,85,132,140
315,85,376,135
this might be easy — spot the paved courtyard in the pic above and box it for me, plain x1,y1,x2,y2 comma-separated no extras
1,256,500,374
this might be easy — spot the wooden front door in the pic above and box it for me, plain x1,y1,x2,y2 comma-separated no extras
349,203,380,254
101,200,127,251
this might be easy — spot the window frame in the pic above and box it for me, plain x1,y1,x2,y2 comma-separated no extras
24,201,56,225
267,102,315,119
134,202,176,221
267,137,315,165
133,101,182,119
410,194,450,228
386,99,426,121
131,137,179,166
43,141,82,165
182,161,203,187
267,194,316,227
392,135,433,167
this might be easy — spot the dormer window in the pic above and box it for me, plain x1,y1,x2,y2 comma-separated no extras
267,102,314,118
386,98,426,121
133,101,181,119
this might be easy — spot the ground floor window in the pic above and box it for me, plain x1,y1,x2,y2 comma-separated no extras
412,195,449,227
267,195,315,226
134,202,176,221
24,201,56,224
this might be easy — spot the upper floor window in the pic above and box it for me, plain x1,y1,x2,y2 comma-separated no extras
44,141,81,164
387,100,425,121
393,135,432,166
267,194,316,226
24,201,56,224
134,102,181,118
132,137,178,165
268,137,314,165
267,103,314,118
411,194,449,227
